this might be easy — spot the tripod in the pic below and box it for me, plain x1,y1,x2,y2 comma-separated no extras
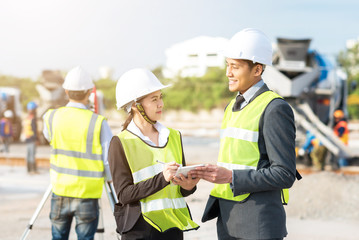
20,182,118,240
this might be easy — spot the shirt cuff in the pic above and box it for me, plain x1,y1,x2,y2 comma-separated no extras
104,167,112,181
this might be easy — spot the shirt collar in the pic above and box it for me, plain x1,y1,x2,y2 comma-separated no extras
66,102,88,110
127,119,170,147
238,79,264,103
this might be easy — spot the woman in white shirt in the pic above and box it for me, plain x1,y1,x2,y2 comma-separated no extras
108,68,199,240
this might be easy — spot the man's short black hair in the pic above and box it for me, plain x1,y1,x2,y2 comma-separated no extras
243,60,266,75
68,90,90,101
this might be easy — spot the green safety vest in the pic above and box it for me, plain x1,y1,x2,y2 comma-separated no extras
118,128,199,232
210,91,289,204
44,107,105,199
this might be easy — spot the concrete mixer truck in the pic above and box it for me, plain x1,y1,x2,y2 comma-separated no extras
262,38,356,166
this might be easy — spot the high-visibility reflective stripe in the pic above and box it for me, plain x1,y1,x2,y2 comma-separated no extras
220,127,258,142
141,198,187,213
133,164,163,184
49,109,100,159
50,163,104,178
87,114,97,147
48,109,57,141
132,163,183,184
212,91,284,203
119,129,199,232
51,149,102,160
218,162,257,170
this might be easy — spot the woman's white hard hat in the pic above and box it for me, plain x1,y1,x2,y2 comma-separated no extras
62,66,94,91
116,68,171,110
223,28,273,66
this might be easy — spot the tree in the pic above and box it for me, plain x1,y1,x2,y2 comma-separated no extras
338,42,359,119
95,78,117,110
0,75,39,111
162,67,235,111
338,42,359,95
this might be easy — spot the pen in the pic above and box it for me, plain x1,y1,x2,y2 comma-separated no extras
156,160,166,164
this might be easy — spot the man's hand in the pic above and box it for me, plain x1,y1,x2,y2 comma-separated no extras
191,164,232,184
172,172,200,190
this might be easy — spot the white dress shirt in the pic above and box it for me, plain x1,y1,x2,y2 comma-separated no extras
127,119,170,147
236,79,265,109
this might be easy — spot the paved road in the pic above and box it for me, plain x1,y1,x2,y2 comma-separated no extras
1,165,359,240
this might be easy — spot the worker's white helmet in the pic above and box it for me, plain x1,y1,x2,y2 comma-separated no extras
116,68,171,110
4,110,13,118
223,28,273,66
62,66,94,91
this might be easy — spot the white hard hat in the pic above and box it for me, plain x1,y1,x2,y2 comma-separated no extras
4,110,13,118
116,68,171,110
63,66,94,91
298,148,305,156
223,28,273,66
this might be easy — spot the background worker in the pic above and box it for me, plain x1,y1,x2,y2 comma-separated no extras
333,109,349,167
298,130,314,167
0,92,9,113
299,131,327,171
43,66,113,240
24,101,38,174
0,109,14,153
109,68,199,240
192,28,299,240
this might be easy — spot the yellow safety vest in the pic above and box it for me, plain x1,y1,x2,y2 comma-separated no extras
118,128,199,232
24,115,34,138
44,107,105,198
210,91,290,204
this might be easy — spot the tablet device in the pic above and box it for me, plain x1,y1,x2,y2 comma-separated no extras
175,164,204,177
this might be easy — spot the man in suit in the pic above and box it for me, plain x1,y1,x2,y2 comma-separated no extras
192,28,299,240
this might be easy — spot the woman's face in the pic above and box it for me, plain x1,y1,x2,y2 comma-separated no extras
140,90,164,122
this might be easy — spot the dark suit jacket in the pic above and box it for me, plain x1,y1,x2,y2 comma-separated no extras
202,84,297,239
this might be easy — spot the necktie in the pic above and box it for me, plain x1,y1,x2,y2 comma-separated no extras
233,95,245,111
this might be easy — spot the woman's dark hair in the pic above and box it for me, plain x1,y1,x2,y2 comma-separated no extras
122,109,133,131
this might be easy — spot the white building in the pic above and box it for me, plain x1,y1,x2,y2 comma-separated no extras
162,36,228,78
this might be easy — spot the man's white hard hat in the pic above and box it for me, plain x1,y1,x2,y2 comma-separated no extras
62,66,94,91
4,110,13,118
116,68,171,110
223,28,273,66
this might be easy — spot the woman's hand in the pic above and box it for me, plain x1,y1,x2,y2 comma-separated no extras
163,161,179,182
172,171,200,190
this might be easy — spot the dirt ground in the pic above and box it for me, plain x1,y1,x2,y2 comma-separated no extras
1,113,359,239
1,156,359,239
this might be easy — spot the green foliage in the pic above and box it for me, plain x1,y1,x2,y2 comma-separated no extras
0,75,39,110
338,42,359,119
348,104,359,120
95,78,117,109
152,66,165,80
338,42,359,95
162,67,235,111
347,89,359,120
0,66,235,113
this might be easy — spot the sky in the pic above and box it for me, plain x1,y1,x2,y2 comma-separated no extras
0,0,359,80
